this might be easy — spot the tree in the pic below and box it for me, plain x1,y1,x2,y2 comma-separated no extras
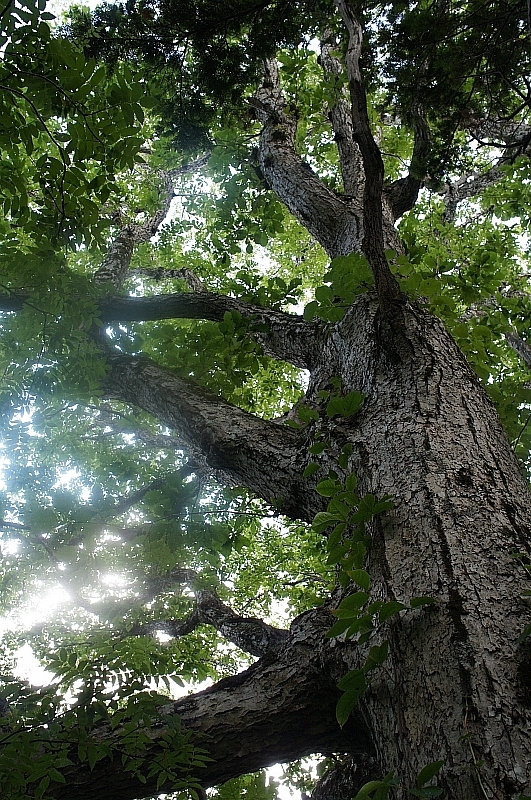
0,1,530,799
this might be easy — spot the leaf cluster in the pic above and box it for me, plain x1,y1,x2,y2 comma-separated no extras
0,0,147,248
65,0,332,150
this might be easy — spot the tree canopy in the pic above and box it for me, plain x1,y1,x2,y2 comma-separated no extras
0,0,530,799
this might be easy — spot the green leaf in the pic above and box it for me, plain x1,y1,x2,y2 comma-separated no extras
49,768,66,783
345,472,358,493
338,668,366,692
315,478,342,497
378,601,406,621
326,391,365,419
415,760,445,788
334,591,369,617
309,441,327,454
336,687,362,727
350,569,371,590
297,404,319,423
303,462,320,477
312,511,342,532
410,597,436,608
353,774,398,799
326,617,355,638
365,641,389,670
303,300,319,320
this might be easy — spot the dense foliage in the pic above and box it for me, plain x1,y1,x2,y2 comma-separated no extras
0,0,530,798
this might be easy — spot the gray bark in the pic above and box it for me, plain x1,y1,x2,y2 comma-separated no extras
130,570,289,658
95,156,210,290
100,291,322,369
49,608,374,800
94,292,531,799
319,33,365,200
21,13,531,799
304,295,531,798
252,59,365,259
102,352,318,521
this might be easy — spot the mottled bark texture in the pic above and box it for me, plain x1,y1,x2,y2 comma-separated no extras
50,608,374,800
96,292,531,800
99,291,322,369
130,569,289,658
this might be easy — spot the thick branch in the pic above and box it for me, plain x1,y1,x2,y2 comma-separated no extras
100,291,322,370
467,118,531,148
252,59,365,258
384,106,430,219
335,0,402,311
0,290,321,371
102,353,315,520
49,608,373,800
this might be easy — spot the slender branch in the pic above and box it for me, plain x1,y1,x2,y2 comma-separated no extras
319,31,364,200
130,570,288,657
334,0,402,311
84,402,191,453
435,118,531,223
505,331,531,368
94,155,210,290
130,267,206,291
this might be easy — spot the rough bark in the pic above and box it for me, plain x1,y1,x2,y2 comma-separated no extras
302,295,531,798
334,0,402,311
384,105,430,219
130,570,289,658
251,59,365,259
49,608,374,800
96,290,531,799
102,352,318,520
319,32,365,200
95,156,209,290
252,57,402,262
99,291,322,369
18,11,531,800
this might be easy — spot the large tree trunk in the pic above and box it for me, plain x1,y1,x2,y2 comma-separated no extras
318,297,531,798
96,295,531,800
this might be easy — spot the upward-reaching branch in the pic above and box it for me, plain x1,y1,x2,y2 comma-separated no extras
385,105,430,219
251,59,365,258
94,155,210,291
335,0,402,311
430,118,531,223
319,32,364,200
